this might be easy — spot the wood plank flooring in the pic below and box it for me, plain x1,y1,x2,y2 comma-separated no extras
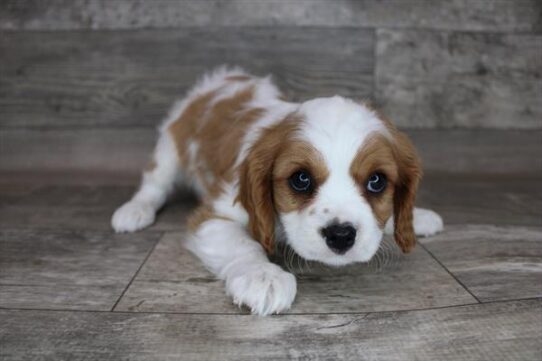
421,225,542,302
1,174,541,359
114,233,476,314
1,300,540,361
0,229,161,310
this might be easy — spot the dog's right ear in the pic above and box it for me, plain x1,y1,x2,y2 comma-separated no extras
237,117,298,254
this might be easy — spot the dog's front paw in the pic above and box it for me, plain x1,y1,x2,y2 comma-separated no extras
111,200,155,233
413,208,444,237
225,263,297,316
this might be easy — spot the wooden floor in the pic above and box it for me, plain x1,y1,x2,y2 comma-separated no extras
1,172,541,360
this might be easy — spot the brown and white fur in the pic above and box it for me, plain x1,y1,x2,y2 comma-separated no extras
112,67,443,315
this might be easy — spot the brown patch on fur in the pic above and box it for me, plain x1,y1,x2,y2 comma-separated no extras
389,127,422,254
273,140,329,213
364,107,422,253
237,115,302,254
198,94,263,184
187,205,232,232
226,75,251,82
168,91,216,166
353,102,422,253
350,135,398,228
168,85,263,194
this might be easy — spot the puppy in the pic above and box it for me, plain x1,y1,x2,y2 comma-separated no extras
112,67,443,315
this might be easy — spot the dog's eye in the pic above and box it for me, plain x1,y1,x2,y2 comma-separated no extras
366,172,387,193
288,170,313,193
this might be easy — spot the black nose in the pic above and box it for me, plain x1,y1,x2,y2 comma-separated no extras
321,223,356,254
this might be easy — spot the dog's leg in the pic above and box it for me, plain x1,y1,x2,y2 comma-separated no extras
186,217,297,315
384,207,444,237
112,133,180,232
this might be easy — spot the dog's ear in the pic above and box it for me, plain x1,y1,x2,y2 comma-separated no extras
391,130,422,253
238,118,297,254
238,143,277,254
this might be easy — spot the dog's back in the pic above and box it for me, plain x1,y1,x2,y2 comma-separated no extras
165,68,274,195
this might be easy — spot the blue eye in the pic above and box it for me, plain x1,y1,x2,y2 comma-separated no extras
289,170,313,193
366,173,387,193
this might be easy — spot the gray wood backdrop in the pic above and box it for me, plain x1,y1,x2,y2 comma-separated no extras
1,0,541,175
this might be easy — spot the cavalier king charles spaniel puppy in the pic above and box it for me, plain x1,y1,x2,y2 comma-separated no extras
112,67,443,315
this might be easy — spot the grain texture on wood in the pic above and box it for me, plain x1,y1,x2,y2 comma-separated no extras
405,130,542,174
2,128,541,175
421,225,542,302
0,185,196,231
0,27,373,128
1,0,540,32
418,174,542,227
0,229,160,310
1,300,541,361
0,128,155,174
115,233,475,313
0,183,40,205
376,30,542,129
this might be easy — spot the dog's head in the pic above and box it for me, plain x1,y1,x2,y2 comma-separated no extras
239,96,421,266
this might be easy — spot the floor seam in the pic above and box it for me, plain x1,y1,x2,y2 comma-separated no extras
3,297,540,316
419,242,482,303
109,233,163,312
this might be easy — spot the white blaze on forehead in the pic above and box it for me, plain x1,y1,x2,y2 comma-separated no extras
295,96,390,226
278,96,389,265
297,96,389,170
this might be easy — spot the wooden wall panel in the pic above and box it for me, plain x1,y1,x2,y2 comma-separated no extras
0,27,373,128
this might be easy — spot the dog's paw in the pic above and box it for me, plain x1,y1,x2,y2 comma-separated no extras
225,263,297,316
413,208,444,237
111,200,155,233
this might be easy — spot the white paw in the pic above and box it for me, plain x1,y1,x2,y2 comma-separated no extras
225,263,297,316
413,208,444,237
111,200,156,233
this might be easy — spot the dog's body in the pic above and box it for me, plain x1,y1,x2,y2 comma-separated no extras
112,68,443,315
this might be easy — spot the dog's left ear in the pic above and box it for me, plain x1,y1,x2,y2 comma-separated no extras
238,118,297,254
391,130,422,253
